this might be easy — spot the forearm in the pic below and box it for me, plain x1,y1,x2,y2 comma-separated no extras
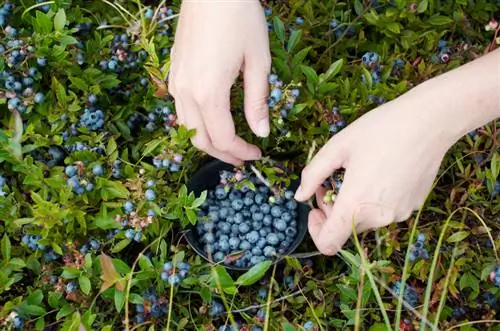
408,47,500,144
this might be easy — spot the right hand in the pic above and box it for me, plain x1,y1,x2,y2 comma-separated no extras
168,0,271,165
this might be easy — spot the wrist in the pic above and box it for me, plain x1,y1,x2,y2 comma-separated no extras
405,48,500,145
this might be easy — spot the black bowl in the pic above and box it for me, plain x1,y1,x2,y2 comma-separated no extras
185,159,310,271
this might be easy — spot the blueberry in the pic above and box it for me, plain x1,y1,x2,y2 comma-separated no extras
260,203,271,214
250,204,259,213
219,222,231,234
145,189,156,201
219,207,229,219
285,227,297,237
203,233,215,244
252,212,264,222
271,205,282,218
244,196,254,206
134,231,142,242
417,233,425,243
34,92,45,103
92,164,104,176
267,233,279,245
239,240,251,250
281,212,292,222
219,239,230,252
208,211,219,222
286,200,297,211
229,237,240,249
202,221,215,232
246,230,260,244
146,179,155,188
37,57,47,66
263,215,272,226
163,262,173,271
274,220,287,232
238,222,250,234
231,198,244,211
65,165,77,177
124,200,134,213
304,321,314,330
234,213,244,224
107,60,117,71
252,247,263,256
213,251,224,262
161,271,169,281
254,193,265,204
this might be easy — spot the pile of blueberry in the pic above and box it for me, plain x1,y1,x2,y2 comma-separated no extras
135,289,169,323
153,151,183,172
194,169,301,268
490,265,500,287
409,232,430,261
391,280,419,308
126,105,177,134
267,73,301,138
160,260,190,286
361,51,382,85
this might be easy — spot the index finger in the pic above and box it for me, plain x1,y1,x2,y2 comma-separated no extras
198,89,262,161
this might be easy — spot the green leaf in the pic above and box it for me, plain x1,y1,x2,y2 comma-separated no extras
114,289,125,313
54,9,66,32
354,0,363,15
369,323,391,331
95,205,119,230
56,304,74,320
236,260,272,286
52,76,67,108
288,103,308,116
319,59,344,84
211,265,237,295
34,11,53,34
48,292,62,309
1,234,11,260
129,293,144,304
386,22,401,34
417,0,428,13
79,275,91,295
18,304,46,317
273,16,285,43
111,239,131,253
191,190,207,208
97,178,129,200
287,29,302,53
61,267,81,279
292,47,311,68
459,272,479,293
447,231,470,243
69,76,88,92
428,15,454,25
282,321,299,331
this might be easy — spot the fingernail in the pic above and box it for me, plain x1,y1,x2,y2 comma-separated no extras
294,185,304,201
256,118,270,137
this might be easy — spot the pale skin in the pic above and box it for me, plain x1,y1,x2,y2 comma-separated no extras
169,0,500,256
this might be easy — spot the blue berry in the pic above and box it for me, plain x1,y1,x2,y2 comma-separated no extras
125,229,135,239
65,165,77,177
92,164,104,176
37,57,47,66
34,92,45,103
267,233,279,245
274,220,287,231
124,201,134,214
145,189,156,201
304,321,315,330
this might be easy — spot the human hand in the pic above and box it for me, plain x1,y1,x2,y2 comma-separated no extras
294,92,457,256
168,0,271,165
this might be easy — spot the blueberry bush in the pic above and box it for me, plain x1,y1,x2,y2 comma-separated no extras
0,0,499,330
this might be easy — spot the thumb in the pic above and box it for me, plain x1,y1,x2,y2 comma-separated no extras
295,135,346,202
243,53,271,138
308,190,355,256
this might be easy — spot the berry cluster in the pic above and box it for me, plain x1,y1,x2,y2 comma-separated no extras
391,280,419,307
3,311,24,330
325,106,346,135
152,151,183,172
80,107,105,131
267,74,301,138
409,232,430,261
21,233,61,262
118,202,155,242
0,3,47,114
65,164,96,195
361,51,382,84
195,170,300,268
32,146,66,168
160,261,190,285
78,239,101,254
135,289,169,323
431,39,452,64
490,265,500,287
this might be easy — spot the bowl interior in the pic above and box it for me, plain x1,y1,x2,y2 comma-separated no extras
185,159,310,271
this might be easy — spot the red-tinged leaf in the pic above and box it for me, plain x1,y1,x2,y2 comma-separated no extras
99,253,125,292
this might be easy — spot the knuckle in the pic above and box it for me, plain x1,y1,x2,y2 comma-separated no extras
212,135,234,152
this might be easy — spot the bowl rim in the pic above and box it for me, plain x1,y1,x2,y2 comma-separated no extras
184,158,310,271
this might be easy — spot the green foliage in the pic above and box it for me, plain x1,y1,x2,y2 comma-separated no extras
0,0,498,330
